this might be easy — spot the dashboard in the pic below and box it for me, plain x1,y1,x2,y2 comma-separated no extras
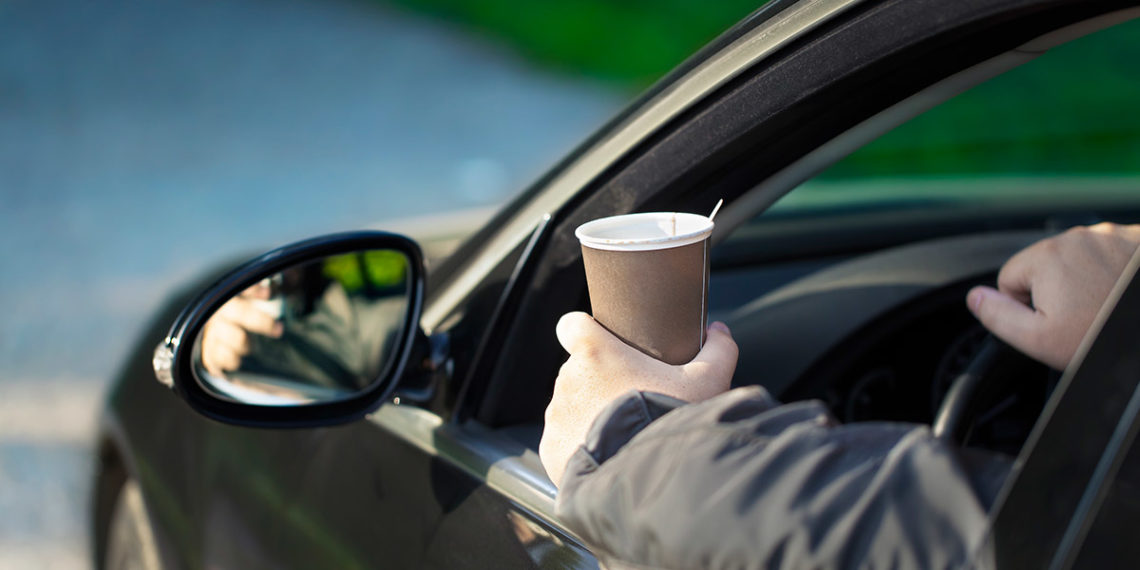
713,229,1059,455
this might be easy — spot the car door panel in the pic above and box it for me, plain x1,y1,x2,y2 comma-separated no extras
422,485,596,569
200,421,447,569
371,406,597,568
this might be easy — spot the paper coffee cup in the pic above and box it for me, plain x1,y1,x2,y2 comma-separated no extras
575,212,714,365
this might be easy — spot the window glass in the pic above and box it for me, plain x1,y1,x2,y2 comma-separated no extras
710,17,1140,444
772,16,1140,212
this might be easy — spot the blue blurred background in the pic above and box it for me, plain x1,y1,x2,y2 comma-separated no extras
0,0,637,566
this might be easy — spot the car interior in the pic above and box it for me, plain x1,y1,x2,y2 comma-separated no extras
711,12,1139,456
484,12,1140,466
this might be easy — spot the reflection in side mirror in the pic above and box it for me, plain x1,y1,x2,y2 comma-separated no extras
193,248,411,406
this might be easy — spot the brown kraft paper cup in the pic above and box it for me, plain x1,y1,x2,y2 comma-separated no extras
576,212,713,365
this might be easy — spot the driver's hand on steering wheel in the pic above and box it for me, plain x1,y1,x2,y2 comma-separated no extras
539,312,738,486
200,282,283,377
967,222,1140,371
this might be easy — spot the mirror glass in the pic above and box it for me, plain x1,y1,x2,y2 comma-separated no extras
193,248,411,406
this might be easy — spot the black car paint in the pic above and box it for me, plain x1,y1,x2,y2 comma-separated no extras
93,0,1140,568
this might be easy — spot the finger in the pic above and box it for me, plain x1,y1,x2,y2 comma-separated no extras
996,241,1045,306
203,339,241,376
206,319,252,356
217,298,282,337
555,312,627,357
966,285,1049,360
679,322,738,397
687,322,738,371
240,282,272,300
555,312,590,354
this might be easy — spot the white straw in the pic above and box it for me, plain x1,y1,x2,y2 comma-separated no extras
708,199,724,222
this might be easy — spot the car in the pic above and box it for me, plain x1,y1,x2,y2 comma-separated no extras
92,0,1140,567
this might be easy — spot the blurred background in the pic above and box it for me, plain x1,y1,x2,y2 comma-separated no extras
0,0,758,567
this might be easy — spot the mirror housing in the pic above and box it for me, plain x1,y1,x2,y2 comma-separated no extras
153,231,425,427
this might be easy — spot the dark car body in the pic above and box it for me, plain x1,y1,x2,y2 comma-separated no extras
93,0,1140,568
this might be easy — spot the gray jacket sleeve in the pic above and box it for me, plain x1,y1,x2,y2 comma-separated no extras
554,387,1011,570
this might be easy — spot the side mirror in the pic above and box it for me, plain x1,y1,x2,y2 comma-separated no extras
153,231,425,427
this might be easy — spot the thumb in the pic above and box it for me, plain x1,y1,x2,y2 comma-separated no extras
555,311,626,357
967,285,1047,361
685,321,739,381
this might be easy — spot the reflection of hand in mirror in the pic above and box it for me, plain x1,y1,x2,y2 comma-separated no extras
201,282,284,377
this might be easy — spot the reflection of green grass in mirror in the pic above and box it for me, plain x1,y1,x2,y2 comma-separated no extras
819,18,1140,180
323,254,365,292
322,250,408,293
363,250,409,288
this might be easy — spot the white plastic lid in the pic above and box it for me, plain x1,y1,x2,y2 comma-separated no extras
575,212,714,252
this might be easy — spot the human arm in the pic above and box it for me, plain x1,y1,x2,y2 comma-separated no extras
966,222,1140,370
540,313,1009,569
555,388,1009,569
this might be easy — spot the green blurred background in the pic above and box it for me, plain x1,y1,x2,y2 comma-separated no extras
381,0,761,86
381,0,1140,179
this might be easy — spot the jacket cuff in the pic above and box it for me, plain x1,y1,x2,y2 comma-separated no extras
581,390,688,465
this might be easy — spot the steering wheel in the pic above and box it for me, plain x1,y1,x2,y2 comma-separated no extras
932,334,1001,441
932,334,1055,446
